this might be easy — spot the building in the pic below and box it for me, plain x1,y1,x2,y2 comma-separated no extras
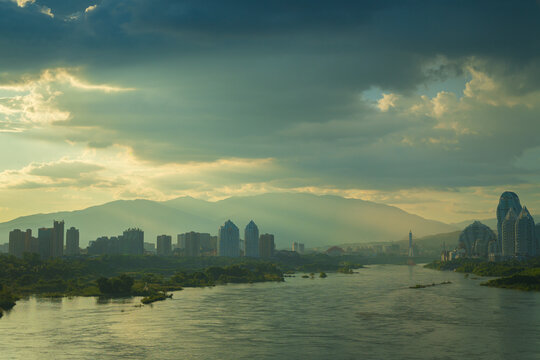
177,233,186,249
38,227,54,259
9,229,38,258
218,220,240,257
501,208,517,257
144,242,156,253
66,227,80,256
408,230,414,257
183,231,201,257
244,220,259,257
121,228,144,255
0,243,8,253
9,229,26,258
292,242,305,254
52,220,64,258
325,246,344,256
259,233,275,258
157,235,172,256
496,192,522,253
515,207,536,257
458,221,497,258
200,233,216,254
88,236,121,255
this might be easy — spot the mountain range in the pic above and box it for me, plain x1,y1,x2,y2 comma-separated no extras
0,193,459,248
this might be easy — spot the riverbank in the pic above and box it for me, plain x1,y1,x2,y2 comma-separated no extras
425,258,540,291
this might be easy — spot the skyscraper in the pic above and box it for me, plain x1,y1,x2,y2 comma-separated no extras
218,220,240,257
408,230,414,257
244,220,259,257
157,235,172,256
515,207,536,257
52,220,64,258
66,227,80,256
259,233,275,258
38,227,54,259
121,228,144,255
184,232,201,257
501,208,517,257
9,229,26,258
497,192,522,253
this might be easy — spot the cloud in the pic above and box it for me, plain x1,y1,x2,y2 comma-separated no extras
0,68,134,131
13,0,34,7
39,5,53,17
0,159,108,189
377,93,399,112
84,4,96,13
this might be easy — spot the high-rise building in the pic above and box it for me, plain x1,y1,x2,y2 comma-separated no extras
408,230,414,257
218,220,240,257
121,228,144,255
184,232,201,257
88,236,121,255
177,233,186,249
199,233,216,253
25,229,39,255
259,233,275,258
52,220,64,258
497,192,522,253
66,227,80,256
38,227,54,259
515,207,536,257
244,220,259,257
501,208,517,257
458,221,497,258
9,229,26,258
157,235,172,256
292,242,305,254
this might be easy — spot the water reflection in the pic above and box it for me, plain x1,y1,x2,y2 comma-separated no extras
1,265,540,360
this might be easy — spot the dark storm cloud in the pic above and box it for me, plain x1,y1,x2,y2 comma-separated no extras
2,0,540,192
2,0,539,87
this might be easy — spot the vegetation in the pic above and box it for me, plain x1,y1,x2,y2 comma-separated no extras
0,251,374,310
141,292,172,304
409,281,451,289
0,253,287,309
319,272,327,278
426,258,540,291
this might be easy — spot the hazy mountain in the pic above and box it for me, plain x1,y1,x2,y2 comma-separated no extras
451,218,498,230
0,193,457,248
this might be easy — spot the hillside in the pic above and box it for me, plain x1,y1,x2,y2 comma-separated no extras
0,193,458,248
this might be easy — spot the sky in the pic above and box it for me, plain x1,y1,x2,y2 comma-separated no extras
0,0,539,223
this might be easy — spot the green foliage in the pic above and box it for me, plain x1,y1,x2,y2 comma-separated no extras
97,274,134,295
427,257,540,292
141,292,171,304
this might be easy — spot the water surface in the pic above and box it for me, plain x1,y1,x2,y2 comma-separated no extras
2,264,540,360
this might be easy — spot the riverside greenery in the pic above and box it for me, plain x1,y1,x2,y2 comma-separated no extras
425,258,540,291
0,252,369,311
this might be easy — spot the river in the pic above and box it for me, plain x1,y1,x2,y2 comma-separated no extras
1,264,540,360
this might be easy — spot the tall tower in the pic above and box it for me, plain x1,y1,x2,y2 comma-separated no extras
408,230,414,257
218,220,240,257
515,207,536,257
66,227,80,256
501,208,517,257
497,192,522,254
52,220,64,258
244,220,259,257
